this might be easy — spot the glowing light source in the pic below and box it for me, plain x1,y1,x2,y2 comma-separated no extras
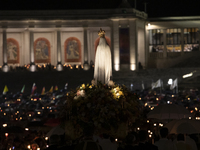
149,134,152,138
130,64,136,71
183,72,193,78
114,64,120,71
3,124,7,127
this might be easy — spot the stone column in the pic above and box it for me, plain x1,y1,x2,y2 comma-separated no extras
29,31,36,72
56,30,63,71
2,29,9,72
181,28,184,55
83,27,90,70
163,29,167,58
199,28,200,51
112,20,120,71
129,19,136,71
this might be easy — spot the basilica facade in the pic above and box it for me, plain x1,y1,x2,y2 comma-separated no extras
0,5,147,72
1,1,199,72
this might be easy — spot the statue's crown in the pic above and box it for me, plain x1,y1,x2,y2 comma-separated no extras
98,28,105,38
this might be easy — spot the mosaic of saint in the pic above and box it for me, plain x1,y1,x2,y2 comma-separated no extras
65,37,81,62
7,38,19,64
34,38,50,63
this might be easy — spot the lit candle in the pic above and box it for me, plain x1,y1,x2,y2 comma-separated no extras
3,124,7,127
27,145,31,149
149,134,152,138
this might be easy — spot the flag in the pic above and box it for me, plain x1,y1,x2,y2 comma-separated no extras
3,85,8,95
21,85,25,93
142,81,145,90
151,79,161,89
31,83,37,95
41,87,45,95
49,86,53,93
54,86,58,91
170,78,178,90
64,83,68,90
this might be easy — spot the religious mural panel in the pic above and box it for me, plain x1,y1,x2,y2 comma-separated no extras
119,28,130,64
7,38,19,64
64,37,81,62
34,38,51,63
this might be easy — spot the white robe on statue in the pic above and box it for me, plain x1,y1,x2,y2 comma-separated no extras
94,37,112,84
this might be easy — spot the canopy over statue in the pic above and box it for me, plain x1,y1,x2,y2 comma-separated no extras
94,28,112,84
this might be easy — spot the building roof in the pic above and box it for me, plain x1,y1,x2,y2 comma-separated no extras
148,16,200,22
0,9,147,21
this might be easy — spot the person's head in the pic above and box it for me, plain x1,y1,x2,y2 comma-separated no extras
13,138,21,147
31,143,39,150
126,133,136,145
49,134,60,146
177,133,184,141
102,133,110,139
138,130,148,142
83,125,94,138
160,127,169,138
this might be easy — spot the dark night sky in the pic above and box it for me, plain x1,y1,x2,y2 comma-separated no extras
1,0,200,18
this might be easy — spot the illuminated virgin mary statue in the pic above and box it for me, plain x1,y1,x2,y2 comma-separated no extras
94,28,112,84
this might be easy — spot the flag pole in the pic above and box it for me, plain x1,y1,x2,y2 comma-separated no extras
160,80,161,95
176,78,178,94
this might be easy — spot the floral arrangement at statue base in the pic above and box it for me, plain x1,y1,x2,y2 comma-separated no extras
60,81,141,140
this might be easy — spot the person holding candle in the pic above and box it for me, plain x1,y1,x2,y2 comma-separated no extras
137,130,158,150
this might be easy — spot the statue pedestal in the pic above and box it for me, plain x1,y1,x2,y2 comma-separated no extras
56,63,63,71
29,64,36,72
2,64,9,72
83,62,90,71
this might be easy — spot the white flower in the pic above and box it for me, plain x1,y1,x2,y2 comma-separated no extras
80,90,85,97
91,79,96,85
108,80,115,87
74,96,79,100
77,90,85,97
